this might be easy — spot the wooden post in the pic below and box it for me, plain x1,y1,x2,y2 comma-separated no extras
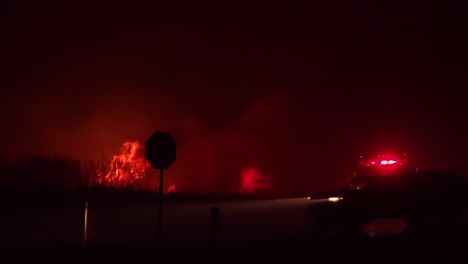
211,207,220,247
158,168,164,242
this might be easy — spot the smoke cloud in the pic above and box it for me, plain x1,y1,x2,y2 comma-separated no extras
1,0,468,195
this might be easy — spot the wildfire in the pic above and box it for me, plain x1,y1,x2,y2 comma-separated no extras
95,141,148,189
93,141,268,194
239,167,272,193
92,141,178,192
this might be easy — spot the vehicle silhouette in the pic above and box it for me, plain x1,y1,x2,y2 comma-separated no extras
307,170,467,232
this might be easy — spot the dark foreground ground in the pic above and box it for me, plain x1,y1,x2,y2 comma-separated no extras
1,228,467,263
1,192,468,263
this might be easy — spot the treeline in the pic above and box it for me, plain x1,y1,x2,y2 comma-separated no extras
0,155,84,190
0,155,276,209
0,155,159,208
0,155,151,191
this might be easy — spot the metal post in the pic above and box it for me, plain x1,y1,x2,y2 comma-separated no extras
158,168,164,241
211,207,220,247
83,201,88,244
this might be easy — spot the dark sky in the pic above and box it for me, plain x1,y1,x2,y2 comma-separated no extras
1,0,467,195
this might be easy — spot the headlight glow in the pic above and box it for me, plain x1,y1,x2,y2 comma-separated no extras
328,197,343,202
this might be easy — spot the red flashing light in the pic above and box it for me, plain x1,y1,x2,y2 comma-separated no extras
358,154,408,168
356,154,410,176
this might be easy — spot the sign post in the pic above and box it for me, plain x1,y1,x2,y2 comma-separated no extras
211,206,220,247
145,131,176,242
158,168,164,241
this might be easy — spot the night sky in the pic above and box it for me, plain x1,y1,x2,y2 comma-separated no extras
1,0,467,195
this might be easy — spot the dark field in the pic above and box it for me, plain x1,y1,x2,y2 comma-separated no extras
1,191,468,263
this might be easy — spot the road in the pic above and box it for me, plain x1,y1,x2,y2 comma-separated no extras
1,197,468,263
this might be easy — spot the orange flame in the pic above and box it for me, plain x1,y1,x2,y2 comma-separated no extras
239,167,272,193
96,141,148,189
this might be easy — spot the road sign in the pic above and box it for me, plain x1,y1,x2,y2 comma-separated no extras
144,131,176,242
145,131,176,170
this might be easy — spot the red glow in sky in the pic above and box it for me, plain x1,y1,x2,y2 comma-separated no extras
1,0,466,196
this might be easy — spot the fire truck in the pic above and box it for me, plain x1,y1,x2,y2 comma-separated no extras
307,153,467,233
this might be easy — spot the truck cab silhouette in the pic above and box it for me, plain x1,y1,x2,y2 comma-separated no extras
308,155,466,232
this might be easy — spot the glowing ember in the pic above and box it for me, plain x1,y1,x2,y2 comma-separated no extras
239,167,272,193
95,141,148,189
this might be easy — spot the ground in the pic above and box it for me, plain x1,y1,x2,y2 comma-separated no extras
1,196,467,263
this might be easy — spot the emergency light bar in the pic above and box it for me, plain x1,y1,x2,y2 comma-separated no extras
356,153,411,176
380,159,397,165
358,154,408,167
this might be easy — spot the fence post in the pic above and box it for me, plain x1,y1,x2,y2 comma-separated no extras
211,207,220,247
